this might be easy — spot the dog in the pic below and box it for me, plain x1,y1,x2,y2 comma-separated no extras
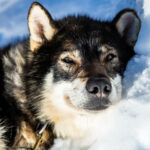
0,2,141,150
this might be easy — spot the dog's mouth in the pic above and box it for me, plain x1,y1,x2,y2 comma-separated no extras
83,97,111,111
64,95,111,112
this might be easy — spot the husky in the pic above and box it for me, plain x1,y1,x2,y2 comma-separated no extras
0,2,141,150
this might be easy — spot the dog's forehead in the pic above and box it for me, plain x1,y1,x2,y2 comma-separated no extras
60,16,112,32
54,17,123,64
61,38,117,58
58,18,119,53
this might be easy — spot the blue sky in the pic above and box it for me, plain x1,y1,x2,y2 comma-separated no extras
0,0,142,47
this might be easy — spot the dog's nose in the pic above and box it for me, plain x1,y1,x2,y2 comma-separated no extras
86,77,111,97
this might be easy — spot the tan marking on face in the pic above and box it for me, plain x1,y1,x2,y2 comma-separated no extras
77,69,87,78
57,50,82,73
100,45,118,65
100,45,109,53
62,41,82,67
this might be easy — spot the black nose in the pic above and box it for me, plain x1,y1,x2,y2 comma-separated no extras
86,77,111,96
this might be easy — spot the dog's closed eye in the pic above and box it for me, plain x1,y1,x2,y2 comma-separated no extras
61,57,76,65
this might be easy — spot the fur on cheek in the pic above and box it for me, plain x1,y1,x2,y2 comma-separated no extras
35,74,94,139
109,74,122,103
37,89,89,139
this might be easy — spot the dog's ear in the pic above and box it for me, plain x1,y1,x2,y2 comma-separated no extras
28,2,57,51
113,9,141,47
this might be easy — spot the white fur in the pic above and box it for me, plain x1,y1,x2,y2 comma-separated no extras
50,106,117,150
109,74,122,104
37,71,122,150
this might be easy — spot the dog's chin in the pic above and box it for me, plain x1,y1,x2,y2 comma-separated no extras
82,98,111,112
83,104,109,112
74,104,110,114
65,95,111,113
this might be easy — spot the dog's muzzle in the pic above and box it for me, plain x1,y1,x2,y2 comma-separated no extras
85,76,111,111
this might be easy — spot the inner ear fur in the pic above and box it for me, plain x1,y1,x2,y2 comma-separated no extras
113,9,141,47
28,2,57,51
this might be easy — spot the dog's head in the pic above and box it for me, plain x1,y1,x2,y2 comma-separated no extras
26,2,141,123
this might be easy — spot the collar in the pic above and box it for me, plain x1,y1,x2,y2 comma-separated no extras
33,123,48,150
12,123,49,150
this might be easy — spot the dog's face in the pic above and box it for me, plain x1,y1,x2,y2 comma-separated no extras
26,3,141,124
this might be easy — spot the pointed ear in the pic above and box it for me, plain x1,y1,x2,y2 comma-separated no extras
113,9,141,47
28,2,57,51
